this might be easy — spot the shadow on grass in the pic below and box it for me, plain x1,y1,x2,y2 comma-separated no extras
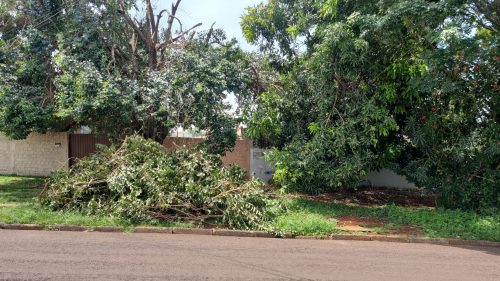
0,176,45,204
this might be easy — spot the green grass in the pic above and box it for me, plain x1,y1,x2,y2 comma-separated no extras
2,175,499,241
0,176,44,204
0,176,190,229
272,212,338,236
271,198,500,241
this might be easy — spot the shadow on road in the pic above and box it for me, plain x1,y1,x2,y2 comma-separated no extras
450,245,500,257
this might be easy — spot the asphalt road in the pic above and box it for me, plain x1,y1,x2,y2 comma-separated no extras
0,230,499,281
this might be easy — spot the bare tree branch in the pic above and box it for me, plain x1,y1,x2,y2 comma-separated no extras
153,9,169,39
117,0,148,45
171,22,202,43
205,22,216,43
165,0,182,43
117,0,201,70
146,0,156,33
474,0,500,31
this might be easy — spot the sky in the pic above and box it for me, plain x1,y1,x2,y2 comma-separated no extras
156,0,264,51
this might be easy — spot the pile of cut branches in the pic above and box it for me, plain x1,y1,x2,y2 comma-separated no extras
41,136,279,229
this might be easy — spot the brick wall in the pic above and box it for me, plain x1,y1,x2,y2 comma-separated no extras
221,140,252,177
0,133,69,176
163,137,252,178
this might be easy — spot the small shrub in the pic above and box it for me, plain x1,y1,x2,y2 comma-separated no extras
41,136,279,229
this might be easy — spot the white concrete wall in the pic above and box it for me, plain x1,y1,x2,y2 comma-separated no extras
362,169,417,189
251,148,274,183
0,133,69,176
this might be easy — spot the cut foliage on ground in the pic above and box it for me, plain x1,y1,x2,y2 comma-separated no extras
41,136,280,229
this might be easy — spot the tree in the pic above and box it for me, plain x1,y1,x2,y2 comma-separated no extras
242,0,499,210
116,0,202,71
0,0,260,153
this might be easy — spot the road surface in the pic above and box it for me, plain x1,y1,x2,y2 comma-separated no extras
0,229,499,281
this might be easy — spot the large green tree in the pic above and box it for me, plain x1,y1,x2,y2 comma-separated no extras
0,0,261,153
242,0,499,210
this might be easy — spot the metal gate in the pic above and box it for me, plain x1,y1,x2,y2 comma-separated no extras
69,134,110,166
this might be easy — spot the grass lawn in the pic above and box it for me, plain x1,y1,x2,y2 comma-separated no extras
271,198,500,241
1,175,499,241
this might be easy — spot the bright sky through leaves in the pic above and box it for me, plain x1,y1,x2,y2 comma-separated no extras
158,0,263,51
158,0,264,113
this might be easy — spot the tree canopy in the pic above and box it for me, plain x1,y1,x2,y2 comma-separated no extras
0,0,263,153
242,0,499,210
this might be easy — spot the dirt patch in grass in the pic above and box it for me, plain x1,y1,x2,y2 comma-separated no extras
337,216,385,233
337,216,387,228
288,188,435,236
0,203,20,207
295,186,437,208
336,215,423,236
389,226,424,236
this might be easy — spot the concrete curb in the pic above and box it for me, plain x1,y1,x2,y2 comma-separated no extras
92,226,124,233
172,228,213,235
46,225,90,232
0,223,498,247
134,227,173,234
0,223,45,231
296,234,500,247
212,229,274,238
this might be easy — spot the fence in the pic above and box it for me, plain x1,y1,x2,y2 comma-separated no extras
0,133,418,189
65,136,253,177
69,134,110,166
163,137,253,178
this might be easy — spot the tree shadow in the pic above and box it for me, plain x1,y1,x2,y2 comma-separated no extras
450,244,500,257
0,177,44,204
